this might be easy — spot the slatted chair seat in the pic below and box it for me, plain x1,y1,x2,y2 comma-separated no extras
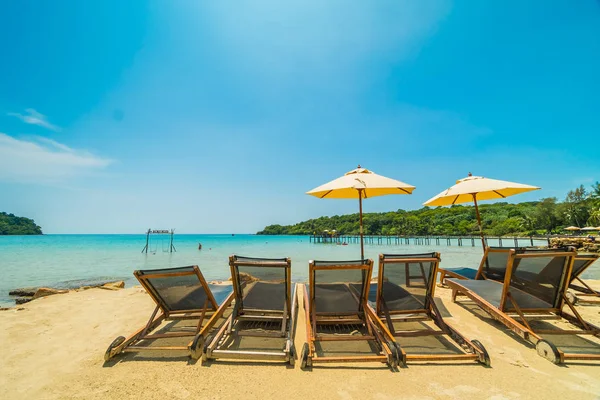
449,279,552,310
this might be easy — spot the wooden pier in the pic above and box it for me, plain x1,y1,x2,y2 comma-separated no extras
309,234,551,247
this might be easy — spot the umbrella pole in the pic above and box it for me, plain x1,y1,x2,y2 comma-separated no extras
472,194,486,251
359,189,364,260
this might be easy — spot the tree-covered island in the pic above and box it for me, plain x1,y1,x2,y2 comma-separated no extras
258,183,600,237
0,212,43,235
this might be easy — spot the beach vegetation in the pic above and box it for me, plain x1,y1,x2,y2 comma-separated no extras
0,212,43,235
258,183,600,236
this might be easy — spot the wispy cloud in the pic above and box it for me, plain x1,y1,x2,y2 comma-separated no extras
7,108,61,132
0,133,112,183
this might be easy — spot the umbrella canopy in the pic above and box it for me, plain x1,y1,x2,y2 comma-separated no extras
424,174,540,206
581,227,599,231
424,173,540,250
307,166,415,259
564,226,581,231
307,166,415,199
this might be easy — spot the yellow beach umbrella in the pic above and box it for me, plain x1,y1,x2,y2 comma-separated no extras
564,226,581,231
307,165,415,259
424,173,540,251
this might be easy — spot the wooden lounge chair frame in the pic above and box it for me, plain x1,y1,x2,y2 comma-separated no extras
446,248,600,364
376,253,490,366
439,248,600,305
567,253,600,304
300,259,400,369
202,255,297,365
104,265,234,361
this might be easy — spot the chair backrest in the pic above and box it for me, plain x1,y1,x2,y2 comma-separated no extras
570,254,600,281
376,253,440,316
229,255,291,313
134,265,218,314
477,247,572,282
476,247,515,281
309,259,373,316
501,248,576,310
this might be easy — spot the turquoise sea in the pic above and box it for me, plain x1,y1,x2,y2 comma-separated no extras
0,234,597,307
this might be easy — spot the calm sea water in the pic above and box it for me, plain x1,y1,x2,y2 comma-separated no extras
0,234,597,307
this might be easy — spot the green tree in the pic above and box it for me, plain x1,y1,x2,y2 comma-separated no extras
0,212,43,235
533,198,560,233
563,185,589,227
256,187,596,237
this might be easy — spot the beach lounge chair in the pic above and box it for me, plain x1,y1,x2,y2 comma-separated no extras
439,248,600,304
300,259,400,369
104,265,234,361
567,253,600,304
202,255,297,365
438,247,516,285
376,253,490,366
446,248,600,364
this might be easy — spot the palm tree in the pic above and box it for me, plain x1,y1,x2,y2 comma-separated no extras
590,182,600,208
588,208,600,226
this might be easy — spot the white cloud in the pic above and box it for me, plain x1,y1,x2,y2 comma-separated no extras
7,108,61,132
0,133,112,183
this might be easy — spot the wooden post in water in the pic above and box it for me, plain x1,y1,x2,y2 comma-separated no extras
142,229,150,253
169,229,176,252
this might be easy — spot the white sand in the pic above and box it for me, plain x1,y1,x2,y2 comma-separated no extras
1,282,600,399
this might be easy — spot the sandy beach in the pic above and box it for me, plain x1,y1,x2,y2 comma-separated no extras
1,282,599,400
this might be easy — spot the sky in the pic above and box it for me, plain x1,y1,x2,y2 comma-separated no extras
0,1,599,234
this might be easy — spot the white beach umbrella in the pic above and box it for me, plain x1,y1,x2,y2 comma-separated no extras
307,165,415,259
564,226,581,231
424,173,540,251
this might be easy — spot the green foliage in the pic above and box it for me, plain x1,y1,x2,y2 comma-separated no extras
588,182,600,225
0,212,43,235
561,185,590,227
257,183,600,236
259,202,538,236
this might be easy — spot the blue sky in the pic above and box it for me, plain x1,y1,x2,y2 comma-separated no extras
0,1,599,233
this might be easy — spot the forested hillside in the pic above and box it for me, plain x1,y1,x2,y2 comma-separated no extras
0,212,43,235
258,183,600,237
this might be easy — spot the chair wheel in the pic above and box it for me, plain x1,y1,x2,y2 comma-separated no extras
386,340,403,367
104,336,125,361
288,341,296,366
565,291,578,305
189,334,204,360
471,339,491,367
202,334,214,361
300,343,309,369
394,341,406,367
536,339,560,364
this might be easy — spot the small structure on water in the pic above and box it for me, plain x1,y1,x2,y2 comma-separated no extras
141,229,176,253
312,229,340,244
